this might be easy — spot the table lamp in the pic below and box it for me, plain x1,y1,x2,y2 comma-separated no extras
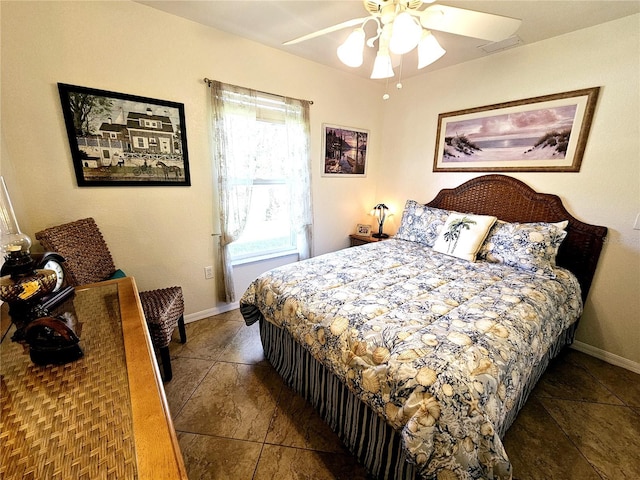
0,176,57,339
371,203,389,238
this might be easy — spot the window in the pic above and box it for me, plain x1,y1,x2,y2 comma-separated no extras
210,80,312,302
133,136,148,149
228,106,297,260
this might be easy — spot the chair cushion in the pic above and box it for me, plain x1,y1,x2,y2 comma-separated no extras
109,269,127,280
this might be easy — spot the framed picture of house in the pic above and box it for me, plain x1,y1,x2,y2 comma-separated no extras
322,124,369,176
58,83,191,186
433,87,599,172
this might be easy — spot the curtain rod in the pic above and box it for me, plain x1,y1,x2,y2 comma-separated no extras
203,78,313,105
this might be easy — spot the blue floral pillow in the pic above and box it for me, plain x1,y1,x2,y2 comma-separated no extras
394,200,450,247
477,221,568,276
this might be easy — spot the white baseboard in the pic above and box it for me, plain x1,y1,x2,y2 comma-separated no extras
184,301,240,324
571,341,640,374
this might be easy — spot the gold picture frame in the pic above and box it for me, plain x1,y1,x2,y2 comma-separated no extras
433,87,599,172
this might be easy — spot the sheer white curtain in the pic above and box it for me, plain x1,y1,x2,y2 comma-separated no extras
210,81,257,303
210,81,313,302
284,97,313,260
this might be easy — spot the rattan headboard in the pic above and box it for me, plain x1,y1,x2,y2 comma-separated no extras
426,175,607,301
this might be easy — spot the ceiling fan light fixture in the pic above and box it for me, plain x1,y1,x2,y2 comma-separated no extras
337,28,366,67
370,50,395,79
389,12,422,55
417,30,446,69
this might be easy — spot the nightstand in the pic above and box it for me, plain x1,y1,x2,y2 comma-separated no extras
349,234,387,247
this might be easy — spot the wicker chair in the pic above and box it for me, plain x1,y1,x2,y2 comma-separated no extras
35,218,186,382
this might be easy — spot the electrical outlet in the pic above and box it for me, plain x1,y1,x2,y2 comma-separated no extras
204,266,214,279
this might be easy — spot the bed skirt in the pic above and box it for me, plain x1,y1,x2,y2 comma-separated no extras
256,314,578,479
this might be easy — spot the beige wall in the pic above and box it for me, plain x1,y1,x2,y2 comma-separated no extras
2,2,638,368
379,15,640,366
0,1,384,316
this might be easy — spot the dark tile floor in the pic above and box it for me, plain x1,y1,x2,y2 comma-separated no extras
165,310,640,479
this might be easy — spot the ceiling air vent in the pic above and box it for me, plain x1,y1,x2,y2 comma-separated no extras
479,35,523,54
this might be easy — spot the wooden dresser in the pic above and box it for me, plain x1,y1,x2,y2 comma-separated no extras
0,277,187,479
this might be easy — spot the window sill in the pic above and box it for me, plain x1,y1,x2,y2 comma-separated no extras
231,249,299,267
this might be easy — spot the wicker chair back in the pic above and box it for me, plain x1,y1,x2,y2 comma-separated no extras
35,218,117,287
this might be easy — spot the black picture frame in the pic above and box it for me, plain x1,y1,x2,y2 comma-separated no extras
58,83,191,186
322,123,369,177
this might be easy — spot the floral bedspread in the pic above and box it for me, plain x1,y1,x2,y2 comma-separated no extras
240,239,582,479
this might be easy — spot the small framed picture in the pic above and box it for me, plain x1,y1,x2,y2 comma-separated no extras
356,224,372,236
322,124,369,176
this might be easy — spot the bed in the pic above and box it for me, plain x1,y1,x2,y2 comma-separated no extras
240,175,607,479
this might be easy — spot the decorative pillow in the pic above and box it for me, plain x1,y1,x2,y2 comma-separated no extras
432,212,497,262
553,220,569,230
394,200,450,247
477,221,568,276
108,269,127,280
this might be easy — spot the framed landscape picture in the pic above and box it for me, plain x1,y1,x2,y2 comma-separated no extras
322,124,369,177
58,83,191,186
433,87,599,172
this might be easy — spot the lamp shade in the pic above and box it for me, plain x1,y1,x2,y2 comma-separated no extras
389,12,422,55
337,28,365,68
0,176,31,256
418,31,446,69
370,50,395,79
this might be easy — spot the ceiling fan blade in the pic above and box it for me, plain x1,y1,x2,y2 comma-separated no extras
283,17,370,45
420,5,521,42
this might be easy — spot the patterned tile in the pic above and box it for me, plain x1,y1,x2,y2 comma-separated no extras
253,444,369,480
540,398,640,479
503,397,600,480
219,321,268,365
214,309,246,324
532,351,623,405
177,432,262,480
163,356,214,416
265,385,350,453
173,362,282,442
568,349,640,408
169,316,244,361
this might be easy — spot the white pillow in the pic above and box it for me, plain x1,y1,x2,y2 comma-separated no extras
433,212,497,262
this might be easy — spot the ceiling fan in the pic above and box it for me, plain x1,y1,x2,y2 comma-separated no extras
283,0,522,79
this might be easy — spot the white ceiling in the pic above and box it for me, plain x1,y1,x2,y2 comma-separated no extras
136,1,640,80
